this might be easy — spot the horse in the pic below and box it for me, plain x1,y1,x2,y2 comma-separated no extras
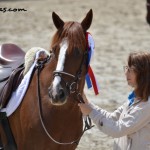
0,9,93,150
146,0,150,25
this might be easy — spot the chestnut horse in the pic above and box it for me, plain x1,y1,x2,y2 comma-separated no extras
146,0,150,25
0,10,93,150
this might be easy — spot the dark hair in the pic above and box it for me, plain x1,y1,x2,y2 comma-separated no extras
128,51,150,101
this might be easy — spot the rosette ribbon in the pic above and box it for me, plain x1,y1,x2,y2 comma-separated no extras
85,32,99,95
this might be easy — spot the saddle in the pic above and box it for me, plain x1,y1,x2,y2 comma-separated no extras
0,43,25,108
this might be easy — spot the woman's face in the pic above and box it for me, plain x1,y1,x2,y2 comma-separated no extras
124,65,137,88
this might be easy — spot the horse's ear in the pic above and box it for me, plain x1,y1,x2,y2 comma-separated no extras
81,9,93,31
52,12,64,29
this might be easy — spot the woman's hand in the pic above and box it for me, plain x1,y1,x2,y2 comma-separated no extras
78,93,93,116
78,103,93,116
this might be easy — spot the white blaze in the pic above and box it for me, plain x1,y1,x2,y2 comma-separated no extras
52,39,68,95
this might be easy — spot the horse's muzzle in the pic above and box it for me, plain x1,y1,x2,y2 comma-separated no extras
48,85,67,105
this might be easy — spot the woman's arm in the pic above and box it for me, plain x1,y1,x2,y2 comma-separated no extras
78,94,125,122
89,102,150,138
88,102,124,121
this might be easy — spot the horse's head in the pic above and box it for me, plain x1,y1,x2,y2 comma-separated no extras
147,0,150,25
48,9,93,105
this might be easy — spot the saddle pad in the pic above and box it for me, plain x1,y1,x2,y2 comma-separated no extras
0,49,49,116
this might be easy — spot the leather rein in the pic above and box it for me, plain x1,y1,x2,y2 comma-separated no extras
35,51,94,145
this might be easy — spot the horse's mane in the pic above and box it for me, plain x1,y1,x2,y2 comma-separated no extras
50,22,86,54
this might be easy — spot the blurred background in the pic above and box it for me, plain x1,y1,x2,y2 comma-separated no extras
0,0,149,149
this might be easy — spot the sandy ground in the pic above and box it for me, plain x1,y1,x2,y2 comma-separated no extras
0,0,150,149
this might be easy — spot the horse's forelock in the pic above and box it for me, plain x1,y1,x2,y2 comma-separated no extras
51,22,86,54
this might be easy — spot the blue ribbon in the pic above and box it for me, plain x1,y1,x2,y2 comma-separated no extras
85,45,93,89
85,33,93,89
85,74,92,89
85,33,99,94
87,47,92,66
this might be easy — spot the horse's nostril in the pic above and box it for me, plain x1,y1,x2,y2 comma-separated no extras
59,89,65,100
48,86,67,104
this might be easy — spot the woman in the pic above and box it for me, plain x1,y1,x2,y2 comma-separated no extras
78,51,150,150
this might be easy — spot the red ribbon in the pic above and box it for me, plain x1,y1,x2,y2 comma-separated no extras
88,65,99,95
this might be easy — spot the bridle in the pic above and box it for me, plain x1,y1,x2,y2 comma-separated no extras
35,47,94,145
53,49,87,96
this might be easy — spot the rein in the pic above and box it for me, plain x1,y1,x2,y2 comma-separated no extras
36,57,94,145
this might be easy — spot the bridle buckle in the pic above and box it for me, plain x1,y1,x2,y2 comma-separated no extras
70,82,78,93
